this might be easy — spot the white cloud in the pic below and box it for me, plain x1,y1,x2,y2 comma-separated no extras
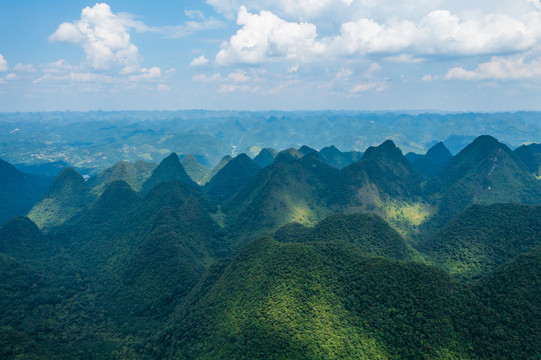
526,0,541,10
49,3,139,73
216,6,325,65
445,55,541,80
0,54,7,72
128,67,162,81
153,18,224,38
350,81,387,93
207,0,335,20
14,63,36,72
190,55,209,66
5,73,17,80
157,83,170,91
228,70,251,82
287,64,299,73
336,68,353,80
334,10,539,59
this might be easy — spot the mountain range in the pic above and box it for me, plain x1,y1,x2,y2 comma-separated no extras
1,134,541,358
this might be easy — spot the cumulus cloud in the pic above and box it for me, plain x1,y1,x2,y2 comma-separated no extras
334,10,539,59
190,55,210,66
444,55,541,80
216,6,325,65
49,3,140,73
0,54,7,72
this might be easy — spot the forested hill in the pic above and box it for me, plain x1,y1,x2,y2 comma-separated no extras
0,134,541,359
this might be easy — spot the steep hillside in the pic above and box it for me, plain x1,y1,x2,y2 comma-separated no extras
319,145,362,169
141,153,197,193
225,154,338,244
274,148,304,163
421,203,541,279
407,142,452,179
180,154,211,185
514,144,541,176
0,159,51,226
87,160,156,194
274,212,413,261
253,148,277,168
200,155,232,185
340,140,422,210
425,135,541,227
474,247,541,359
204,153,261,200
150,238,475,359
28,167,94,230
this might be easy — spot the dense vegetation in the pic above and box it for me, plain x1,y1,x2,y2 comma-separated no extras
1,134,541,358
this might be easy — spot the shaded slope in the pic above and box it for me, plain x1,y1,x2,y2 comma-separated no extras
340,140,422,209
0,159,51,226
151,238,475,359
273,147,303,163
514,144,541,176
253,148,277,168
200,155,232,185
407,142,452,179
28,167,94,230
0,217,47,260
141,153,197,193
421,203,541,279
425,135,541,227
319,145,362,169
204,153,261,200
225,154,338,244
51,179,226,319
474,247,541,359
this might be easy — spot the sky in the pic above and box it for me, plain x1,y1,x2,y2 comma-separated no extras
2,0,541,111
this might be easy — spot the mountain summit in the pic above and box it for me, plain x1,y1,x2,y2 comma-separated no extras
142,153,197,193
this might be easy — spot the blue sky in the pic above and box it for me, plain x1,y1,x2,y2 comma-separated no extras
2,0,541,111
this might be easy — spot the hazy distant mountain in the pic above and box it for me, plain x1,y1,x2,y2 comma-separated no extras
141,153,197,193
28,167,94,230
442,134,477,154
180,154,211,185
87,160,156,195
0,159,51,226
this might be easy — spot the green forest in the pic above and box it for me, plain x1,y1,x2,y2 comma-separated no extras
1,134,541,359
